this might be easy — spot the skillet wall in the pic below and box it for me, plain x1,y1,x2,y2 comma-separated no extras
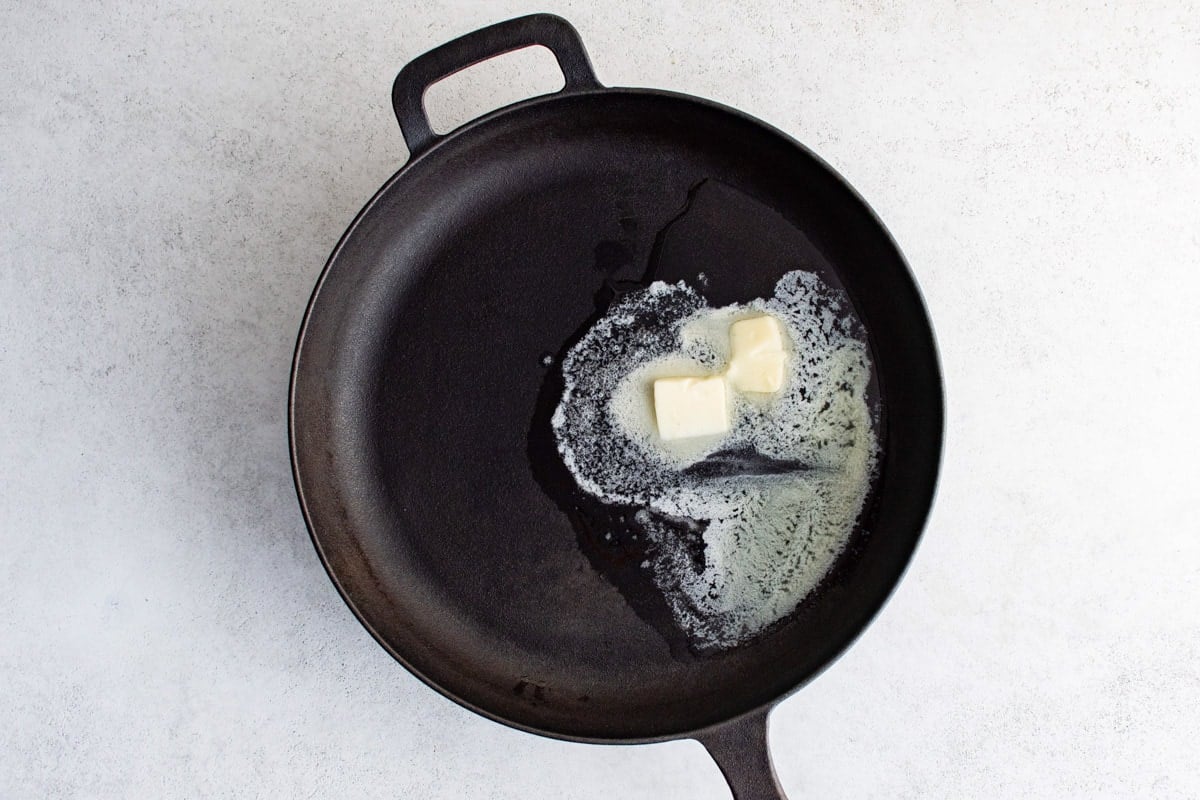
290,90,942,741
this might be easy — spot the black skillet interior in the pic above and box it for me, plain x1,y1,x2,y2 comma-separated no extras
291,17,942,744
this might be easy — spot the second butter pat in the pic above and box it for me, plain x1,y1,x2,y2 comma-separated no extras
727,315,787,393
653,375,729,441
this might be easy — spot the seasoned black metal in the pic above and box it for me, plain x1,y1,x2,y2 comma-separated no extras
290,14,942,800
697,710,786,800
392,14,600,156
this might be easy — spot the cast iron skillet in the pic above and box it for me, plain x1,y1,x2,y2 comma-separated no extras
290,14,942,799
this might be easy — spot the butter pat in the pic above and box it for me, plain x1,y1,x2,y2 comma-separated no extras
653,375,729,441
727,315,787,393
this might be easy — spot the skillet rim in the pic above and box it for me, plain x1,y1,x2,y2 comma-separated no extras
288,84,945,745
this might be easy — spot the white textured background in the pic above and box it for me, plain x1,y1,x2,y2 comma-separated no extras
2,1,1198,797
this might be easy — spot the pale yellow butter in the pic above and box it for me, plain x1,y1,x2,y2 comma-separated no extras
653,375,729,441
727,315,787,393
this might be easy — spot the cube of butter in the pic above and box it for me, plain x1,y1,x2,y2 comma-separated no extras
653,375,729,441
727,315,787,393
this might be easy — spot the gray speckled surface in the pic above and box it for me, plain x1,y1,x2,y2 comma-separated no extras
2,2,1198,797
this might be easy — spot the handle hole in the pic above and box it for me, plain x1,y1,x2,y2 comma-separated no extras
423,44,565,135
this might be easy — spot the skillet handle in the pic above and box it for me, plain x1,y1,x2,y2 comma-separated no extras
392,13,601,157
695,709,789,800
